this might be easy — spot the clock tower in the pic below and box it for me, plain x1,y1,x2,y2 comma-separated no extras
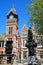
5,7,18,63
6,7,18,36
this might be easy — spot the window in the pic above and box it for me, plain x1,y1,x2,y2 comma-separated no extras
6,39,12,49
0,42,4,48
23,51,27,59
23,40,26,47
8,38,12,41
9,27,13,35
6,42,12,49
23,40,25,46
40,51,43,58
2,42,4,48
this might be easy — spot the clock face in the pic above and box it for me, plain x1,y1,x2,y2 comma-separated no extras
9,15,14,19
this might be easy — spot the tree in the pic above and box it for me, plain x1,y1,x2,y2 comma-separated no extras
28,0,43,35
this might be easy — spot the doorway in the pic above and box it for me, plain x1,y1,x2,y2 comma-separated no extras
7,56,12,64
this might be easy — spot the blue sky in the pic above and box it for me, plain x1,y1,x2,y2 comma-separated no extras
0,0,31,33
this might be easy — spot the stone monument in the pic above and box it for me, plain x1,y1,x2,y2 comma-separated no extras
25,29,41,65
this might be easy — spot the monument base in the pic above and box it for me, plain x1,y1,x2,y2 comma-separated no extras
28,56,41,65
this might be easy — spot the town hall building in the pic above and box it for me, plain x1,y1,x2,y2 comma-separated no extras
0,6,43,65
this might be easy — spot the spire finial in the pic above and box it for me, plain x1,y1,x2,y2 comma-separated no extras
12,4,14,8
11,4,16,12
24,22,26,27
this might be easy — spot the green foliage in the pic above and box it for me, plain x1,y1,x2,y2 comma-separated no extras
28,0,43,34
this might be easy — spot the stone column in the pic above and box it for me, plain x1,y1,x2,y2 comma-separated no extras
11,56,17,65
12,36,16,54
2,56,7,65
3,41,6,54
27,49,28,60
21,49,23,61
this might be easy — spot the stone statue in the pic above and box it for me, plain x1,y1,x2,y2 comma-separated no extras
25,29,41,65
26,29,37,56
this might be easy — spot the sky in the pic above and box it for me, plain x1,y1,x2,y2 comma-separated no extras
0,0,31,34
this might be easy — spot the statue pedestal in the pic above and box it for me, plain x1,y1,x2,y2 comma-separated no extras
27,56,40,65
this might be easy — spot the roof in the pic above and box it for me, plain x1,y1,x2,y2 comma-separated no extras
22,24,28,32
7,6,17,16
0,33,5,41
